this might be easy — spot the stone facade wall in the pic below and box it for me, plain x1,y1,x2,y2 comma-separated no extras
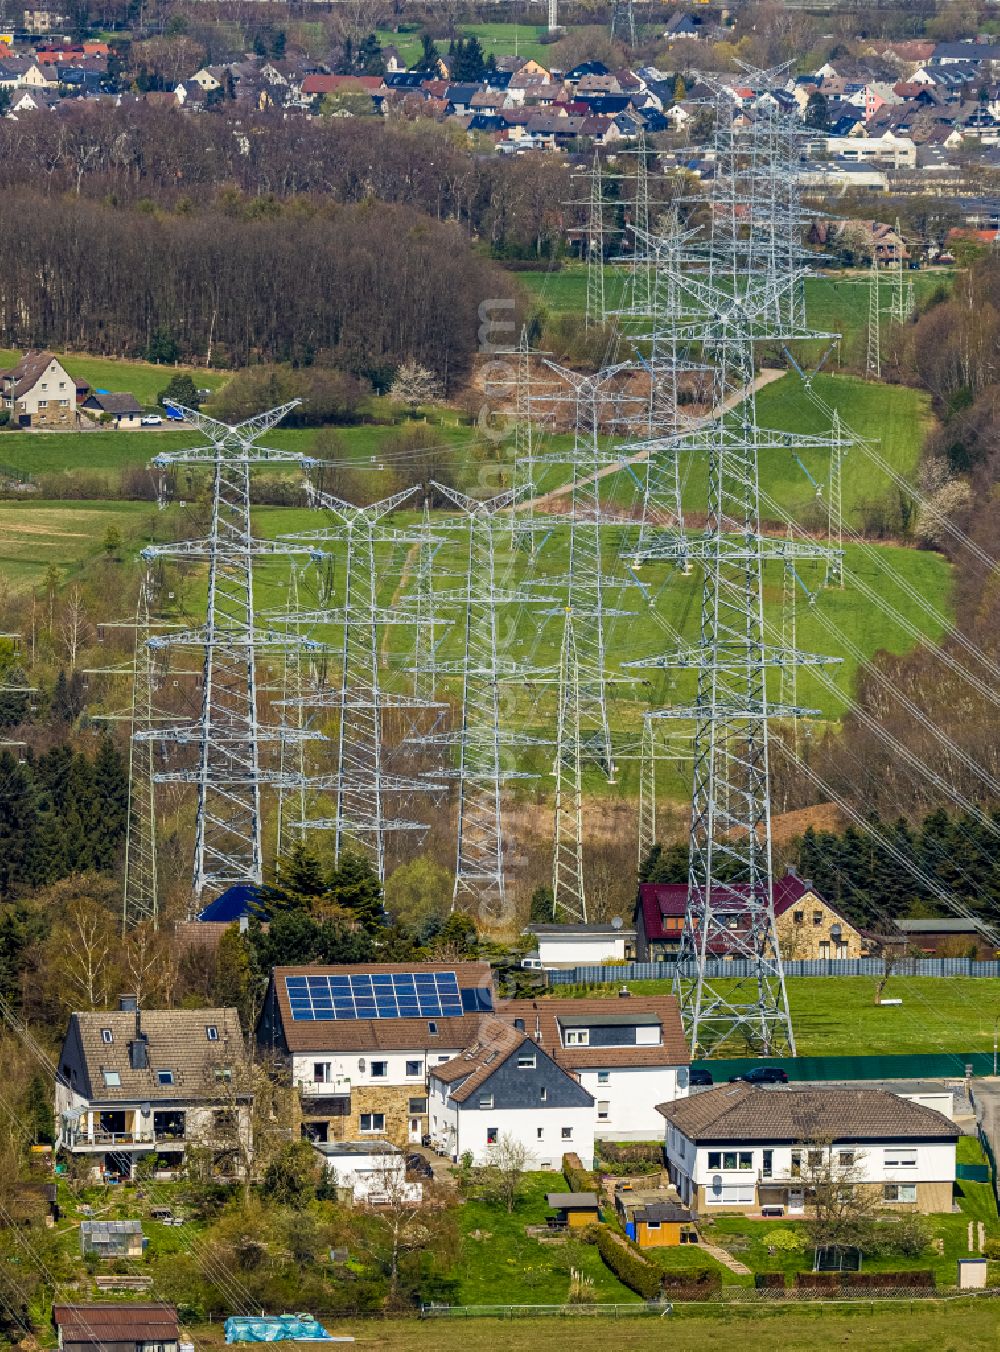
309,1085,422,1150
777,891,867,960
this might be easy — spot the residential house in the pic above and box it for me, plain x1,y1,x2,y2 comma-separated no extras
500,995,689,1140
428,1017,596,1168
53,1304,179,1352
637,870,869,964
826,130,916,168
81,391,143,428
659,1083,960,1216
79,1219,144,1258
55,997,250,1180
23,8,66,33
526,921,636,968
0,351,77,427
808,219,907,266
257,961,496,1149
930,41,1000,68
312,1139,420,1203
892,917,997,960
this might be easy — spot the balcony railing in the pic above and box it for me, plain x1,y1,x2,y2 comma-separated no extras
301,1077,352,1098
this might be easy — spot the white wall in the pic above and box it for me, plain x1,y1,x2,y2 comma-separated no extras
291,1047,463,1093
316,1147,420,1202
576,1064,686,1141
429,1079,595,1170
535,934,630,966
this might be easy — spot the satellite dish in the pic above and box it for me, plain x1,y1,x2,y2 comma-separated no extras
611,915,624,930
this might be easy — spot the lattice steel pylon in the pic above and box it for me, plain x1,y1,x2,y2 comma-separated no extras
284,485,438,881
552,608,586,923
610,0,636,46
275,562,309,869
825,410,845,589
123,573,158,930
585,150,607,331
622,91,842,1057
511,326,538,554
143,401,324,903
867,253,881,379
413,498,440,702
889,217,915,324
780,526,800,759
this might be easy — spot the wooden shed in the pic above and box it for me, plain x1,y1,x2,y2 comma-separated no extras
546,1192,602,1228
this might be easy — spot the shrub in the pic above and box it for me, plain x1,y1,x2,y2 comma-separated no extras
754,1272,785,1289
660,1270,721,1301
563,1152,599,1194
843,1270,935,1289
766,1228,807,1252
984,1237,1000,1260
593,1227,662,1300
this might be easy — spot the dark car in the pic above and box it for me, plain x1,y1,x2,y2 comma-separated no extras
689,1067,714,1087
729,1066,789,1084
405,1152,434,1179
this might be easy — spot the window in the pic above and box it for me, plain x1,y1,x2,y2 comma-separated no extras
812,910,823,925
707,1152,722,1170
157,1070,174,1085
561,1127,573,1141
313,1062,332,1083
437,1054,450,1063
597,1101,610,1121
101,1028,113,1044
807,1150,823,1169
597,1071,610,1085
537,1127,544,1140
38,399,47,408
486,1127,498,1145
722,1151,738,1171
427,1021,438,1035
360,1113,385,1133
516,1053,536,1069
884,1148,917,1169
838,1151,856,1168
408,1097,427,1115
792,911,804,925
206,1025,219,1041
708,1182,754,1206
738,1152,753,1171
646,1221,660,1231
214,1066,232,1083
540,1087,547,1102
370,1060,388,1079
883,1183,916,1203
790,1150,802,1178
59,381,65,389
819,941,830,959
405,1059,423,1077
762,1150,773,1179
479,1094,494,1109
564,1029,589,1046
636,1025,660,1046
102,1069,120,1088
514,1019,525,1032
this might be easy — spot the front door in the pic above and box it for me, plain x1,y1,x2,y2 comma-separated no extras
408,1117,421,1145
788,1188,805,1215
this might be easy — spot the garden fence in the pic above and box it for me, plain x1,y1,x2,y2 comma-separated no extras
548,957,1000,986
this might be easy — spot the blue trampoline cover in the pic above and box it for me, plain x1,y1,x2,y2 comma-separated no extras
224,1315,344,1343
197,884,267,923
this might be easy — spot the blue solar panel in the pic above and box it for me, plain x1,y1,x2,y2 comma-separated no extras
286,971,465,1020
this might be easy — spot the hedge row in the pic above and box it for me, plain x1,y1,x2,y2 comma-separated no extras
562,1152,599,1194
593,1228,662,1300
795,1270,935,1289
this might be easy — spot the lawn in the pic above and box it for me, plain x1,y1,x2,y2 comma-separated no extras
560,978,1000,1059
0,500,162,591
451,1171,638,1304
0,348,229,407
376,23,555,68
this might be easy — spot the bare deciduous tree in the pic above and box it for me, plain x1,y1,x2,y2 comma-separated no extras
483,1133,533,1214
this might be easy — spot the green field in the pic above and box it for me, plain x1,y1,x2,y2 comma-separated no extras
567,978,1000,1058
376,22,555,68
0,348,229,407
0,500,161,591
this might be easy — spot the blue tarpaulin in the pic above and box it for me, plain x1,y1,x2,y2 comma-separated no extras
224,1316,350,1344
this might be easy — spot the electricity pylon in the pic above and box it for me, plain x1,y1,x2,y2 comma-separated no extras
585,150,606,331
552,609,586,922
780,526,800,759
825,410,845,589
867,254,881,379
143,401,323,903
412,498,440,702
123,574,158,930
889,218,915,324
511,326,538,554
275,562,309,869
610,0,636,45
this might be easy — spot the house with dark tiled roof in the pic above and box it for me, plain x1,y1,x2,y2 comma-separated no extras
0,351,77,427
636,869,868,963
55,996,249,1180
428,1016,595,1167
500,995,689,1140
257,962,496,1149
659,1082,960,1216
81,390,143,427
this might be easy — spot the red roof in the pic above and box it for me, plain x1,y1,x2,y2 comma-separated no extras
638,871,822,949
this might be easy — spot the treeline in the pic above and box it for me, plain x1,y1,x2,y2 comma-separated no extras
0,742,128,897
0,190,515,381
793,811,1000,934
0,105,573,256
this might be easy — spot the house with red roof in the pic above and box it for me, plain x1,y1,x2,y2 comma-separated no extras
635,869,868,963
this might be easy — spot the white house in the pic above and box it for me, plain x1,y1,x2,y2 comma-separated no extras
55,998,251,1181
256,962,496,1149
659,1083,960,1216
526,921,636,968
312,1139,421,1204
429,1017,595,1169
502,995,690,1141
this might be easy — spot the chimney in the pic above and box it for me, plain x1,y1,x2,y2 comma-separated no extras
118,994,138,1012
128,1002,148,1070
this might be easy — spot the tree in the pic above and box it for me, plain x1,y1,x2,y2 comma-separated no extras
383,855,452,938
359,1154,457,1307
158,372,201,410
804,90,829,131
452,35,486,82
329,850,384,931
44,893,119,1013
529,884,553,923
412,33,440,73
798,1138,881,1249
390,360,442,414
102,524,123,559
268,840,329,914
672,74,685,103
262,1140,320,1208
483,1134,532,1213
430,911,478,960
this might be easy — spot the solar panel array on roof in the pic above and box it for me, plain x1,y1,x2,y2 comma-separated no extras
285,971,464,1021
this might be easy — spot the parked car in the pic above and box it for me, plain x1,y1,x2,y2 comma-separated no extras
141,414,163,426
728,1066,789,1084
689,1067,714,1087
405,1153,433,1180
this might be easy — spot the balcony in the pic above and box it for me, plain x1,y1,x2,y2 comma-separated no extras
301,1076,352,1101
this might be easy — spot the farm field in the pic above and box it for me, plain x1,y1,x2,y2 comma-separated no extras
0,348,229,406
564,977,1000,1058
375,22,555,67
0,500,161,592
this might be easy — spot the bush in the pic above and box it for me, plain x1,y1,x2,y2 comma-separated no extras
844,1270,935,1289
593,1227,662,1300
765,1228,807,1252
205,364,367,426
754,1272,785,1289
563,1152,599,1195
984,1237,1000,1260
659,1270,721,1301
